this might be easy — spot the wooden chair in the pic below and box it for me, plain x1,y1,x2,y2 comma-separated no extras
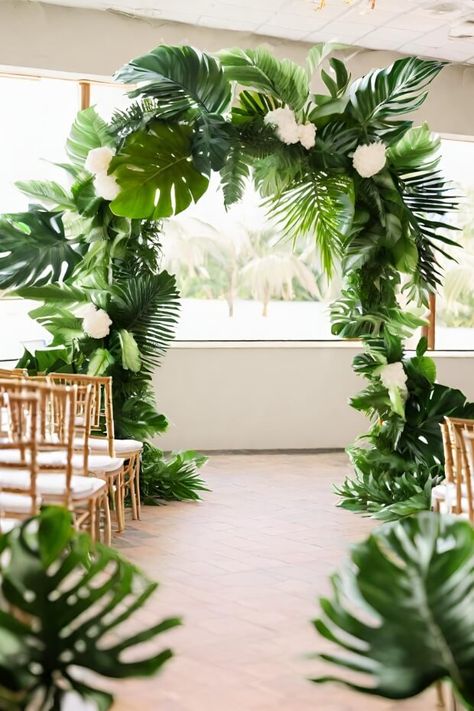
432,417,474,521
0,379,111,543
49,373,142,522
0,391,39,532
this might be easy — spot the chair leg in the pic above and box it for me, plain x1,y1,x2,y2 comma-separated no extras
436,681,446,708
128,455,139,521
135,453,142,519
88,499,97,543
102,493,112,546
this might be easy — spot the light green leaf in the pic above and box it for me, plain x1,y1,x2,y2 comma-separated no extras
15,180,75,211
110,122,209,219
388,122,441,172
118,329,141,372
66,107,114,167
15,283,90,304
219,47,309,112
88,348,115,375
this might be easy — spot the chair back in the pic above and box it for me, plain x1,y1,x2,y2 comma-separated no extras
0,390,39,518
48,373,115,457
444,416,474,520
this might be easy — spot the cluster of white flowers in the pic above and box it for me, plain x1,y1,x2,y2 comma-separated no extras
352,142,387,178
264,107,316,150
79,303,112,339
85,146,121,201
379,361,408,393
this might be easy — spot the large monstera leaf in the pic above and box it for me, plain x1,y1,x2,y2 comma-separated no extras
0,209,83,290
115,44,232,117
0,507,180,711
313,513,474,708
219,47,309,112
110,122,209,219
350,57,444,135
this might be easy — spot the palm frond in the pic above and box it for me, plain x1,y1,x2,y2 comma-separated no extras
107,272,180,374
219,142,250,209
264,173,354,275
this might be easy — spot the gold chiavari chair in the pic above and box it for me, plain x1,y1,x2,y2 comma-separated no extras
49,373,143,522
0,391,39,532
0,379,111,543
432,417,474,521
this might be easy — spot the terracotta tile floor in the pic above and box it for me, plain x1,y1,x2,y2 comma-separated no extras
112,453,435,710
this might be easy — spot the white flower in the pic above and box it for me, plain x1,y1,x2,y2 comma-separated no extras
61,691,97,711
85,146,115,175
352,142,387,178
298,122,316,150
75,303,97,319
379,362,407,392
264,107,300,145
82,306,112,339
264,107,316,149
93,172,121,201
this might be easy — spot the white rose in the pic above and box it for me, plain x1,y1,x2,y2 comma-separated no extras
93,172,121,201
379,362,407,392
352,142,387,178
82,306,112,339
264,107,300,145
298,122,316,150
85,146,115,175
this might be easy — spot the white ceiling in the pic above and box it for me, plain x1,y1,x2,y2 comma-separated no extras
41,0,474,63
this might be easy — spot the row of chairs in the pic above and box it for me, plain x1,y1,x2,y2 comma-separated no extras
0,369,143,543
432,416,474,521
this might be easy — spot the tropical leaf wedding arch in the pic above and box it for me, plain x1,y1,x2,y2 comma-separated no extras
0,43,472,514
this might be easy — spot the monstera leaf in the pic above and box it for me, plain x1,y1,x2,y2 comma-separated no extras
219,47,309,112
313,513,474,709
0,507,180,710
0,209,83,290
109,122,209,219
115,44,232,116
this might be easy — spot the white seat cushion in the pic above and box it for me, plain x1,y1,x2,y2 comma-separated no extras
0,492,38,513
0,518,20,533
0,469,105,499
432,482,472,515
74,436,142,455
0,449,123,473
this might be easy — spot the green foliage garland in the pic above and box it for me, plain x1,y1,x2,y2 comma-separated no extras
1,43,471,516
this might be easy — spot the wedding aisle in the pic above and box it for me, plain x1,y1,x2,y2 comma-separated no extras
112,453,435,711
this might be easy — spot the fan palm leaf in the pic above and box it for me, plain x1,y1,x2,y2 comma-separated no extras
264,173,354,276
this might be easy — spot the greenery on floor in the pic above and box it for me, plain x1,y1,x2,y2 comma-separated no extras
312,512,474,709
0,507,180,710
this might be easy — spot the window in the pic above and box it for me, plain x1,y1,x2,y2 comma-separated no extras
163,177,341,341
0,75,78,361
436,138,474,350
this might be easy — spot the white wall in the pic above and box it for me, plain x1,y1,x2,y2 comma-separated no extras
1,1,474,135
154,344,474,451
